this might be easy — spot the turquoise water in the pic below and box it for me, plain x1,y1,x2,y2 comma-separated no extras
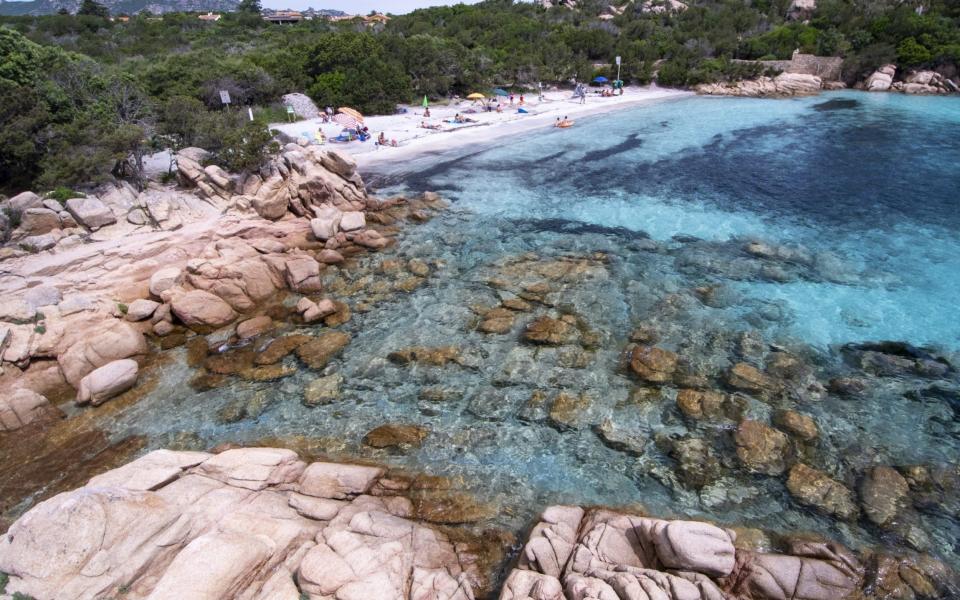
384,91,960,351
102,92,959,572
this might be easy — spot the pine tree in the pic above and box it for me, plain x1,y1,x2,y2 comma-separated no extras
77,0,109,18
237,0,261,14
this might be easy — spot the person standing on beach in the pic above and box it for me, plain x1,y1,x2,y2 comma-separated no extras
509,93,514,105
520,94,525,105
538,82,544,101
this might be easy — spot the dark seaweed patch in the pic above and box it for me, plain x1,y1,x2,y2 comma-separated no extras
813,98,860,111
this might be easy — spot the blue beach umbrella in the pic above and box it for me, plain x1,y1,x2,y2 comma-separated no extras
593,76,609,83
493,88,509,96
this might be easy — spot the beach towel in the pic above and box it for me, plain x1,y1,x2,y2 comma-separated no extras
517,108,529,114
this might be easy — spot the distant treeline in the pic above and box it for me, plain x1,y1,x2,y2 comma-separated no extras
1,0,959,190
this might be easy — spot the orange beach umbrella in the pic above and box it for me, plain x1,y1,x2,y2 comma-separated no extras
338,107,364,123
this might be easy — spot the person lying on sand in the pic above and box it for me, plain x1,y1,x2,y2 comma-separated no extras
420,121,443,130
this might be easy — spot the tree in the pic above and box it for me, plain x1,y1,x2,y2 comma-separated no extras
77,0,109,18
897,36,933,65
237,0,262,14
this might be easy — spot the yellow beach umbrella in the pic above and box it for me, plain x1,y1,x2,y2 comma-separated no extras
466,93,485,100
338,107,364,123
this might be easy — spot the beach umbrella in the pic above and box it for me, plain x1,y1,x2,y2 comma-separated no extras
333,113,358,128
593,76,609,83
337,107,364,123
422,95,429,108
493,88,509,96
466,93,485,100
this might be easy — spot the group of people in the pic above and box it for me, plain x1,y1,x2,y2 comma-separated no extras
554,116,575,128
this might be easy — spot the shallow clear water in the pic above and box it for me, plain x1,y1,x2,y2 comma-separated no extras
108,91,960,568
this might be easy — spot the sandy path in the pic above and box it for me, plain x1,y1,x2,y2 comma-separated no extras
270,85,693,170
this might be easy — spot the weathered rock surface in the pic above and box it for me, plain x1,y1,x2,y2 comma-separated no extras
58,320,149,388
696,73,822,97
0,388,55,431
0,448,481,600
65,196,117,230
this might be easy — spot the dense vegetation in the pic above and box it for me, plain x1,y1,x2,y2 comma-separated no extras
1,0,958,191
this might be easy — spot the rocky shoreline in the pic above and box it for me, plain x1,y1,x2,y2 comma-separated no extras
1,119,959,598
695,65,958,98
0,446,956,599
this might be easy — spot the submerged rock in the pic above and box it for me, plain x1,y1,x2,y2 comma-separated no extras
629,345,678,383
727,362,775,393
593,418,647,456
773,409,819,441
303,373,343,406
860,466,910,527
734,420,791,475
295,331,350,369
522,315,577,346
363,423,429,449
787,463,860,520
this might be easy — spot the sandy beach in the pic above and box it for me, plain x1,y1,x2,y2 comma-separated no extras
270,85,692,169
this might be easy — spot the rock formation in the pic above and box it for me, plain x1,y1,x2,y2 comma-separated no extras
695,73,823,97
175,145,367,222
0,144,411,410
0,447,483,600
499,504,954,600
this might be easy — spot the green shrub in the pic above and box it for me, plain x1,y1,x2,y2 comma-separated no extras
0,572,8,593
45,186,85,203
117,302,128,314
3,206,22,229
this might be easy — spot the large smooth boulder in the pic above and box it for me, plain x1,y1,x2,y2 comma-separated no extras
310,205,343,241
171,290,238,330
0,388,53,431
125,298,160,322
65,196,116,230
773,72,822,95
76,359,139,406
58,320,149,387
339,211,366,232
866,64,896,91
284,255,323,293
19,208,61,235
149,267,182,297
8,191,43,212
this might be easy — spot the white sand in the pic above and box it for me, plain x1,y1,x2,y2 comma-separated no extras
269,85,692,170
